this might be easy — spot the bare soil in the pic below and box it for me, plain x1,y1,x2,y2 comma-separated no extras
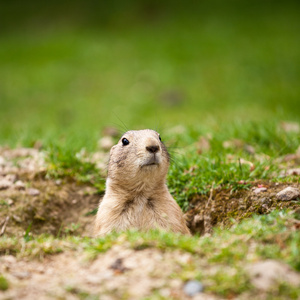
185,182,300,235
1,246,219,300
0,147,100,237
0,177,100,237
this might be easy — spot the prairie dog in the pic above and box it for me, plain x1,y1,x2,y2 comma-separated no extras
94,129,190,236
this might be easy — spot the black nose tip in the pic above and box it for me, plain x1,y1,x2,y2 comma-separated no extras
146,145,159,153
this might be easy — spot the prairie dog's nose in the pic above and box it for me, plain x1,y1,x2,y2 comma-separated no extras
146,145,159,153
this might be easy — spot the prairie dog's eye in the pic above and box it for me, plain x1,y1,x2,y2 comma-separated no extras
159,135,162,141
122,138,130,146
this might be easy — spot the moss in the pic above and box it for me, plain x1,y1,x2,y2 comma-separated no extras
0,275,9,291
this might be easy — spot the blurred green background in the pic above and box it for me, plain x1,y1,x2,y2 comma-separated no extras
1,0,299,148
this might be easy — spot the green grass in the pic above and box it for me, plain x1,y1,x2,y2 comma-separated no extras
0,1,299,147
167,122,300,209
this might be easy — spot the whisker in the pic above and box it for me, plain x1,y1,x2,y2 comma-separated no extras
112,113,129,133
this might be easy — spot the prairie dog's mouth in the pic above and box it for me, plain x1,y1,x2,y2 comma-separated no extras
141,155,160,167
144,162,158,166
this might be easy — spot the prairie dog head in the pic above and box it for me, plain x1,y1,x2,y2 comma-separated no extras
107,129,170,186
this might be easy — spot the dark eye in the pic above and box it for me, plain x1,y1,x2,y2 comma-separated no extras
159,135,162,141
122,138,130,146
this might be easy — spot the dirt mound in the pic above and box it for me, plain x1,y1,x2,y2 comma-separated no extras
0,176,100,237
0,147,100,237
185,182,300,235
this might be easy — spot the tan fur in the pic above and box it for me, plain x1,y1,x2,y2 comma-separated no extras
94,129,190,236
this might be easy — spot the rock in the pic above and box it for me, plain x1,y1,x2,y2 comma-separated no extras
14,180,26,190
55,179,62,185
12,271,31,279
98,136,114,151
27,188,40,196
285,168,300,176
13,215,22,223
260,197,271,205
253,187,267,194
5,174,17,183
246,260,300,291
0,255,17,264
6,198,14,206
0,156,5,166
0,178,12,190
183,280,204,296
276,187,300,201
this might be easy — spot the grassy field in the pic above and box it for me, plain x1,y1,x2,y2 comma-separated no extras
0,1,300,298
1,1,300,148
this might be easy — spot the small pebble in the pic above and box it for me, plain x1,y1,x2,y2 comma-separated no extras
285,168,300,176
0,179,12,190
183,280,204,296
12,271,31,279
27,188,40,196
260,197,271,206
5,174,17,182
6,198,14,206
14,180,25,190
276,187,300,201
13,215,22,223
253,187,267,194
0,156,5,166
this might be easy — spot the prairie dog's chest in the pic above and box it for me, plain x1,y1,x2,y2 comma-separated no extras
123,195,155,215
119,196,161,229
